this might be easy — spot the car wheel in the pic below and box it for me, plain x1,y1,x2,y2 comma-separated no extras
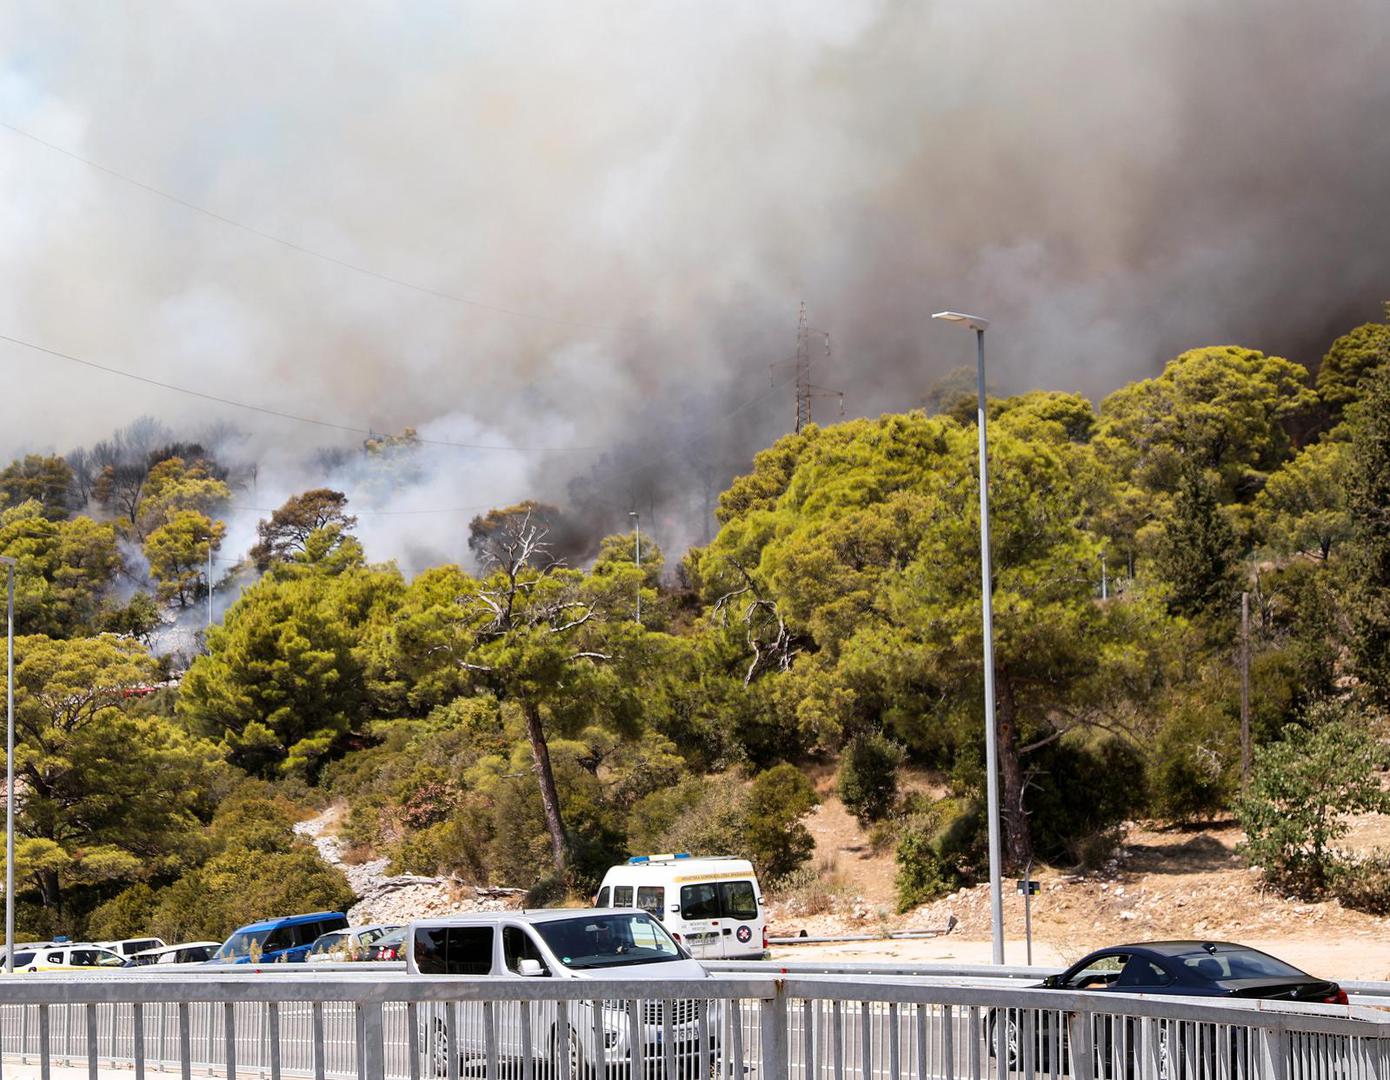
429,1019,452,1078
986,1011,1022,1068
547,1026,593,1080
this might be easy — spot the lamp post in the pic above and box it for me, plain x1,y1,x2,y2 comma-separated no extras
628,512,642,625
1,555,14,974
931,310,1005,965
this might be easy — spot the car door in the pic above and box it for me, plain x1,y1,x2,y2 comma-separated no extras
675,882,723,958
716,880,760,958
503,925,554,1063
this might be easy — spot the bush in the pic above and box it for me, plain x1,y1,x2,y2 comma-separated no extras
837,732,905,826
85,883,159,940
745,764,819,879
1334,854,1390,915
627,766,820,881
1237,701,1389,893
894,797,985,913
1026,738,1146,861
151,846,356,942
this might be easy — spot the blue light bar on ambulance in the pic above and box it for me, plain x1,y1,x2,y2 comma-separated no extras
627,853,693,864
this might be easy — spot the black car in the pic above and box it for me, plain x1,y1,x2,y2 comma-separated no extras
989,941,1347,1076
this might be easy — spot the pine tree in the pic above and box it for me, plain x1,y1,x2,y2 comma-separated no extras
1345,367,1390,702
1154,462,1238,618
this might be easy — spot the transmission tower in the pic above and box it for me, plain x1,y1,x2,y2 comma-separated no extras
782,302,843,433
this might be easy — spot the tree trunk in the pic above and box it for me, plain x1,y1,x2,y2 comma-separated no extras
995,676,1033,872
522,700,568,874
37,867,61,919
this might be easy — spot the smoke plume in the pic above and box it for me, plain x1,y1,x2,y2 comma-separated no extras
2,1,1388,565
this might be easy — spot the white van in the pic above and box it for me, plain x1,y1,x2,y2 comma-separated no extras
406,909,718,1076
595,854,767,960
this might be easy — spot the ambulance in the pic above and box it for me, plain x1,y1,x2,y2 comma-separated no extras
595,854,768,960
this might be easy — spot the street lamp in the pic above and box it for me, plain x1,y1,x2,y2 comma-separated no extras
1,554,14,974
628,512,642,625
931,310,1005,965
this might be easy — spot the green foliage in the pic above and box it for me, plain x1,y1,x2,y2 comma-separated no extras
151,846,354,943
1025,738,1147,863
1316,316,1390,424
85,883,159,940
3,634,224,921
745,763,820,878
179,565,403,776
0,455,74,519
251,489,358,571
144,510,225,607
1237,700,1389,893
1254,439,1350,559
894,797,985,912
1152,464,1238,618
0,502,122,637
1096,345,1314,501
837,731,905,825
627,767,819,881
135,457,230,538
1344,366,1390,703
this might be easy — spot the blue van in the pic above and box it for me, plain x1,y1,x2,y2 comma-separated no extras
212,912,349,964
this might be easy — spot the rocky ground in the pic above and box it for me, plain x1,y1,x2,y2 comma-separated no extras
293,808,523,925
295,789,1390,983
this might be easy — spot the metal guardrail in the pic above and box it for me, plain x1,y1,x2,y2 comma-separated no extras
0,969,1383,1080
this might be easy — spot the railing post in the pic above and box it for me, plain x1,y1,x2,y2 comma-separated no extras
358,1003,384,1080
1067,1011,1095,1080
758,980,789,1080
1258,1025,1289,1080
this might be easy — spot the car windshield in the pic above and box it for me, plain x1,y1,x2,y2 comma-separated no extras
533,913,683,970
215,930,271,959
1177,947,1307,981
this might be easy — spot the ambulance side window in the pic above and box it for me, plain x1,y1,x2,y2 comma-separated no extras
680,883,720,920
637,886,665,920
613,886,634,908
595,887,610,908
721,881,758,920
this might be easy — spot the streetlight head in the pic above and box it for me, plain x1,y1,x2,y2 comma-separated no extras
0,557,14,567
932,311,990,332
628,511,638,519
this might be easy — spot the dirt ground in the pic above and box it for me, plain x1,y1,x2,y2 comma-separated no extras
768,793,1390,984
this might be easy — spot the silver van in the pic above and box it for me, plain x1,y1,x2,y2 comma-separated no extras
407,909,719,1076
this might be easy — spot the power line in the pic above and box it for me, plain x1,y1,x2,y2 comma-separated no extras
0,330,603,453
0,119,605,332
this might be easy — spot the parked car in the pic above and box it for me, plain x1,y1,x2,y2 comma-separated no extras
97,937,166,958
595,853,767,959
988,941,1348,1075
407,909,718,1077
362,927,408,962
306,924,403,963
11,943,127,973
125,941,221,967
211,912,349,965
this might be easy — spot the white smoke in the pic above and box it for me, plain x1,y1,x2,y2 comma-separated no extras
2,0,1389,566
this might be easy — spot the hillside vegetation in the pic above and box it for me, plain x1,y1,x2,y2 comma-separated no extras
3,312,1390,942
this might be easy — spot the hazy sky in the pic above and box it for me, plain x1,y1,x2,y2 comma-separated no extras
3,0,1388,562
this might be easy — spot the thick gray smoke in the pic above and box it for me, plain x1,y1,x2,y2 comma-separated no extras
2,1,1389,566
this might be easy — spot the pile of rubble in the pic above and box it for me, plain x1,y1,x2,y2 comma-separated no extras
293,810,524,926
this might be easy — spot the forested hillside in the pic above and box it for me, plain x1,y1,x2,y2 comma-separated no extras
3,311,1390,942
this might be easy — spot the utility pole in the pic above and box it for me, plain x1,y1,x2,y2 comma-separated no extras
3,555,14,974
1100,553,1108,600
207,543,214,629
629,512,642,626
1240,591,1251,787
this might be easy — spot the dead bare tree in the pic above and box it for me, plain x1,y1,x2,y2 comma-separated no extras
453,506,609,877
